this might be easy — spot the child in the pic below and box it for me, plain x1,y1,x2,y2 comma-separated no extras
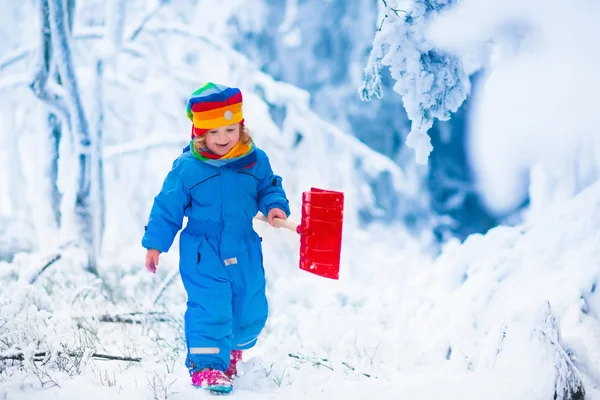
142,82,290,393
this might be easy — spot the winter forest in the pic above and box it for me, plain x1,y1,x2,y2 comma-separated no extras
1,0,600,398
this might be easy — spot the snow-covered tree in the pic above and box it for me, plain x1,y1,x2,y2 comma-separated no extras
423,0,600,220
46,0,100,272
29,0,73,232
361,0,470,165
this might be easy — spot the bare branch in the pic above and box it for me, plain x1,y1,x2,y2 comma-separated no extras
378,0,408,31
0,46,34,73
127,2,166,42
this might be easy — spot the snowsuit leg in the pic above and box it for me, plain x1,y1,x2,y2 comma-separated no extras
229,234,268,350
179,230,233,373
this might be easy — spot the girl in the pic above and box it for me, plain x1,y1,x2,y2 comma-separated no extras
142,82,290,393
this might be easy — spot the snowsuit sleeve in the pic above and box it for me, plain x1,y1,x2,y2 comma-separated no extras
142,159,190,253
257,153,290,218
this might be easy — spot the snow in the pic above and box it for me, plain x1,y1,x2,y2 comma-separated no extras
2,1,600,399
4,173,600,398
426,0,600,217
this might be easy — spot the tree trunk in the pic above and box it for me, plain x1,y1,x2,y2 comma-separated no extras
29,0,63,238
48,113,63,227
92,59,106,254
48,0,97,273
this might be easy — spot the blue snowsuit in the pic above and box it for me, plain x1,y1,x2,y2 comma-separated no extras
141,144,290,373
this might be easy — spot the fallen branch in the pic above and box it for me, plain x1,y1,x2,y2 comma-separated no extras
91,353,141,362
1,351,140,363
98,311,174,325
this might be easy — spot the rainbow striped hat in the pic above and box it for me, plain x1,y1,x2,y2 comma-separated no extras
186,82,245,137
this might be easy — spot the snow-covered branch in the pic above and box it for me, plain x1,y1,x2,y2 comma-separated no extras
537,304,585,400
0,45,34,72
361,0,469,165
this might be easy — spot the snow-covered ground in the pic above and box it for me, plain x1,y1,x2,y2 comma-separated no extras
3,1,600,399
4,181,600,399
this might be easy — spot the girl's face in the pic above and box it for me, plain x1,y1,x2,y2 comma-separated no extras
205,123,241,156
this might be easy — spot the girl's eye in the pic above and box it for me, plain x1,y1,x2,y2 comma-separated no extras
209,131,218,135
227,128,235,132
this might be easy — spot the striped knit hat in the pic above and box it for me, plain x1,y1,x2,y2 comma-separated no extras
186,82,245,137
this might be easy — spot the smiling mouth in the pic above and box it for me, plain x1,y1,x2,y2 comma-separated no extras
216,143,230,148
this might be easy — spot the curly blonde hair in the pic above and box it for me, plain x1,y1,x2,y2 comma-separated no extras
192,124,252,153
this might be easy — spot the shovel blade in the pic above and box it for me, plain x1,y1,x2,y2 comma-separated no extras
298,188,344,280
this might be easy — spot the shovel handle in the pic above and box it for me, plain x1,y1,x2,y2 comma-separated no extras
253,213,300,233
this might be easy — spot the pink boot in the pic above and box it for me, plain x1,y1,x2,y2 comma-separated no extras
191,368,232,393
225,350,243,378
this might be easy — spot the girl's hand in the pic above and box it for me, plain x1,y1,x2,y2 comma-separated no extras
267,208,287,227
146,249,160,274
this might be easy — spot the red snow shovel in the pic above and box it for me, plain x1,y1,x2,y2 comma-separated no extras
255,187,344,280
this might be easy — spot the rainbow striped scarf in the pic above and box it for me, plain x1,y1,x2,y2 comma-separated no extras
190,139,255,167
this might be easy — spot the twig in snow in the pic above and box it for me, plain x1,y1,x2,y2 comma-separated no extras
147,371,177,400
288,353,333,371
28,241,76,284
288,353,376,378
29,254,62,284
340,361,376,378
